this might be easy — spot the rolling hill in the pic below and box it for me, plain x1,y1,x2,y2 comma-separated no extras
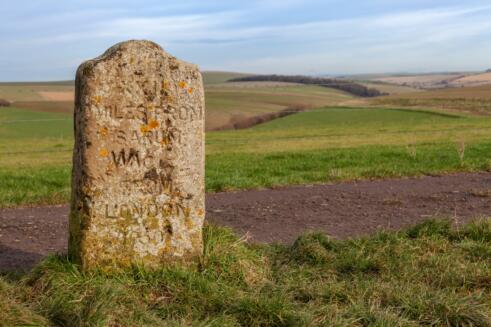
0,72,357,131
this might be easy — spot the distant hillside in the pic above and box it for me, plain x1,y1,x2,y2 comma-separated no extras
0,73,247,88
0,80,74,86
229,75,385,97
0,73,356,131
450,72,491,87
371,74,467,89
371,84,491,116
364,71,491,89
202,71,251,85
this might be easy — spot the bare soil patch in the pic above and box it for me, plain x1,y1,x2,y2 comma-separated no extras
1,172,490,271
37,91,74,101
451,72,491,87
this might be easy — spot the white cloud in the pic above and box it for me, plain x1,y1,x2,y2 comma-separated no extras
372,5,491,27
2,1,491,80
9,3,491,48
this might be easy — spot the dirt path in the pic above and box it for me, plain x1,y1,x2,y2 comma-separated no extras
1,172,490,271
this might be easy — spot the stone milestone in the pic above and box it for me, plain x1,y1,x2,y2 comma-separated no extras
69,40,205,270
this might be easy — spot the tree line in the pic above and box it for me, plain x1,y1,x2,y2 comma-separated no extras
228,75,386,97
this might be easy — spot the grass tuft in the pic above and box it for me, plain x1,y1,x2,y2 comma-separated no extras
201,224,271,287
456,218,491,242
405,219,452,239
289,232,336,265
1,219,490,326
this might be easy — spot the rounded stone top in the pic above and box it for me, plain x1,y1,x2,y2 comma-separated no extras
76,40,198,80
77,40,199,86
89,40,170,65
102,39,165,57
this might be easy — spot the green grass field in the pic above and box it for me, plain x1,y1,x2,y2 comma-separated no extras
2,219,490,326
1,105,491,207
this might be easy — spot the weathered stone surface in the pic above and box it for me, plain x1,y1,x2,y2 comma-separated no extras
69,40,205,270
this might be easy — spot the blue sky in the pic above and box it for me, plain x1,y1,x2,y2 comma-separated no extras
2,0,491,81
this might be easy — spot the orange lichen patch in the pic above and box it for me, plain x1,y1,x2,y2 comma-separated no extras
92,95,102,105
187,87,193,94
196,208,205,217
99,127,109,137
178,81,187,89
99,148,109,157
148,120,159,129
140,124,150,134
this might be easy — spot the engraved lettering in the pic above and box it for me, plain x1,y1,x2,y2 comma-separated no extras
111,148,141,168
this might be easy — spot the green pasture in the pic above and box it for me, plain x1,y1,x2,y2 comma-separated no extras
1,105,490,207
207,107,491,153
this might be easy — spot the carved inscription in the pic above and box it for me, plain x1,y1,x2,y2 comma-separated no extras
106,128,181,145
102,202,191,220
111,148,140,167
107,103,203,122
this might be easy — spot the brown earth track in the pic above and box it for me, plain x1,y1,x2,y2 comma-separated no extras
1,172,490,271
